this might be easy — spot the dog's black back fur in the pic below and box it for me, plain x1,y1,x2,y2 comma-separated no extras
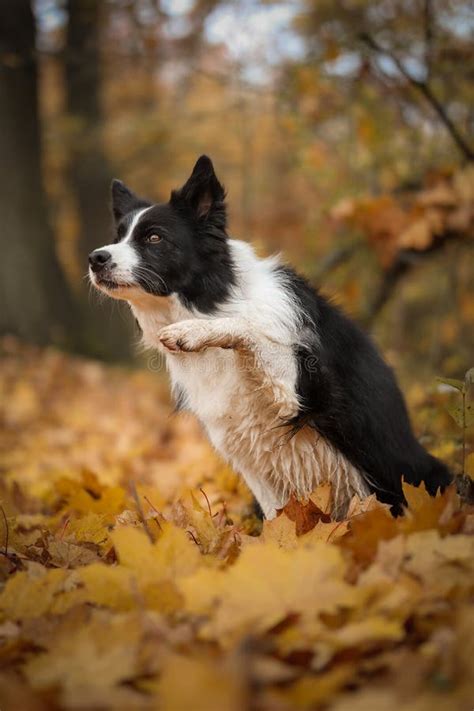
279,266,452,511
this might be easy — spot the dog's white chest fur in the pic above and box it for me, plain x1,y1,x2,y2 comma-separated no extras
129,241,368,519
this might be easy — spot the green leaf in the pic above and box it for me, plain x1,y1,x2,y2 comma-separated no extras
436,377,464,392
466,404,474,428
448,403,474,428
447,404,464,428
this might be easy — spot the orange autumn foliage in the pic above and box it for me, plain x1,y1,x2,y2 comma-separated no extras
0,340,473,710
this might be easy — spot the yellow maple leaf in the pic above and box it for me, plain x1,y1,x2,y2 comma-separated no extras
111,522,202,580
401,481,455,533
157,654,245,711
260,512,298,548
309,483,333,514
180,543,353,646
326,616,404,649
261,514,348,548
67,512,110,546
0,564,82,620
301,519,349,544
403,530,474,596
65,485,126,518
276,666,356,709
78,564,136,611
24,610,145,709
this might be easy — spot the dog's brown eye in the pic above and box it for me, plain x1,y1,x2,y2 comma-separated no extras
147,234,161,244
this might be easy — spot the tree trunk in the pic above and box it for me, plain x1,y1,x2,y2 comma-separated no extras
64,0,133,360
0,0,78,347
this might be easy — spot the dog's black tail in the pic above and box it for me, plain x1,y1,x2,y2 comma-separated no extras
359,439,453,516
403,451,452,495
380,449,453,515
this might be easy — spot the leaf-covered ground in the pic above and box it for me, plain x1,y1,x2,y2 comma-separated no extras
0,338,473,711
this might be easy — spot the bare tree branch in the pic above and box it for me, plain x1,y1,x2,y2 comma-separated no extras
362,231,465,327
313,243,359,282
424,0,433,80
359,32,474,162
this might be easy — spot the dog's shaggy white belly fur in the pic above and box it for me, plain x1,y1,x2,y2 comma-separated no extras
131,240,369,519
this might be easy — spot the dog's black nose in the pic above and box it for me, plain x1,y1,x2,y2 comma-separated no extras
89,249,112,273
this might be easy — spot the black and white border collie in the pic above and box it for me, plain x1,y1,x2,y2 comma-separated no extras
89,155,451,519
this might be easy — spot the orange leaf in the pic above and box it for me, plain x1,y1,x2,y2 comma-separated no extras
279,495,331,536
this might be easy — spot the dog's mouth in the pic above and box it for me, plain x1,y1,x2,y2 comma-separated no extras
92,273,135,291
96,276,130,289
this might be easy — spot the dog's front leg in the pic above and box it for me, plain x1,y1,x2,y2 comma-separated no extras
158,317,290,358
158,318,251,353
158,318,256,353
159,318,299,418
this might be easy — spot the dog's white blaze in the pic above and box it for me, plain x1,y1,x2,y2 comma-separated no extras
128,239,369,519
89,207,150,284
123,207,151,243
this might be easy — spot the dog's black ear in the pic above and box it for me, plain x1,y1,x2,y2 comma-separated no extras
111,179,148,222
173,156,226,222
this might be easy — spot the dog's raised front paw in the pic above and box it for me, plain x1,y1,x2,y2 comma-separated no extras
158,321,209,353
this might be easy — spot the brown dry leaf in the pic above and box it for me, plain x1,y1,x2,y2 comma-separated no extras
334,167,473,269
46,539,99,568
347,194,409,266
339,506,398,568
397,217,434,251
417,182,458,208
279,493,330,535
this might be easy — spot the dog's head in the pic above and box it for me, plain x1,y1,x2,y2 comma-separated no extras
89,156,234,311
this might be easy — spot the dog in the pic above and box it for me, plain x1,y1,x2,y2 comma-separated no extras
89,155,451,519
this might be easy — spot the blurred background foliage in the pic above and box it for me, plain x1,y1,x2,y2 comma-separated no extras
0,0,472,380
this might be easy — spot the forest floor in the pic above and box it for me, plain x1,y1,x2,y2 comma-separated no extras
0,337,473,711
